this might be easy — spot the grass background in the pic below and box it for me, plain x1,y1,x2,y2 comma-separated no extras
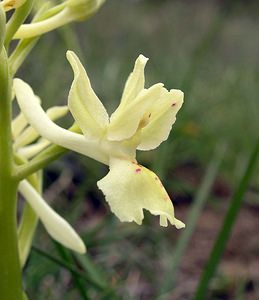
16,0,259,299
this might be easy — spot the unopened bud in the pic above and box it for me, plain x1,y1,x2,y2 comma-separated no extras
14,0,106,39
66,0,106,21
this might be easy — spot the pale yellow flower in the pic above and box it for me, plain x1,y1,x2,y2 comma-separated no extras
14,52,185,228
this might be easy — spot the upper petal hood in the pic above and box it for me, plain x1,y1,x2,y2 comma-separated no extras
97,158,185,228
107,83,164,141
107,54,163,142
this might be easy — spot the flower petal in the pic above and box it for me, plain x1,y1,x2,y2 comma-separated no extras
97,158,185,228
120,54,148,107
14,78,109,165
66,51,109,138
107,83,164,141
137,88,184,150
19,180,86,253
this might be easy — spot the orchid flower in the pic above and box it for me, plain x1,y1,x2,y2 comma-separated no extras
12,102,86,254
14,51,185,228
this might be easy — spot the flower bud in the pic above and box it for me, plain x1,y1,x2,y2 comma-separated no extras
14,0,106,39
66,0,106,21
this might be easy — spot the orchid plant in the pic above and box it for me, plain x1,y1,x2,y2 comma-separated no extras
0,0,184,299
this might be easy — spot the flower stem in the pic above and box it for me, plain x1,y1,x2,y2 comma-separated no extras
15,143,68,180
13,8,73,39
0,180,22,300
4,0,35,48
0,48,23,299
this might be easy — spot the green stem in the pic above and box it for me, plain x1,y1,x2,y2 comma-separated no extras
0,48,23,299
193,139,259,300
0,6,5,49
0,52,11,167
9,37,39,75
4,0,35,49
9,2,57,76
15,144,68,180
0,181,22,299
31,246,108,291
18,202,39,266
14,8,74,39
54,243,90,300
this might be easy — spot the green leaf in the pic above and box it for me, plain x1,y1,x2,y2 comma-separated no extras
193,139,259,299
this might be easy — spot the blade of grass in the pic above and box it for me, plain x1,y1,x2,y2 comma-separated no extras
235,279,246,300
58,24,84,62
54,242,90,300
73,252,120,300
32,245,119,299
193,139,259,300
158,143,226,297
31,246,106,291
75,253,124,300
74,253,108,290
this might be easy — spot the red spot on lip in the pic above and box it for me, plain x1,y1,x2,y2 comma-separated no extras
171,103,176,107
135,168,141,173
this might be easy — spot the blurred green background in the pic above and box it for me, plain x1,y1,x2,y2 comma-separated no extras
17,0,259,299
